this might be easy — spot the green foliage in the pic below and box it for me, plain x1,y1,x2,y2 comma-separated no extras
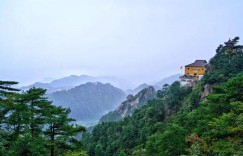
185,74,243,155
146,124,186,156
63,150,89,156
131,145,146,156
83,38,243,155
165,81,191,112
185,82,202,110
0,82,86,155
0,81,19,96
94,144,105,156
157,83,169,98
9,133,48,156
203,37,243,85
83,81,191,155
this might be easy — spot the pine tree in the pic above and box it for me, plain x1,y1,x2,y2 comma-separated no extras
24,87,52,137
44,106,86,156
0,81,19,155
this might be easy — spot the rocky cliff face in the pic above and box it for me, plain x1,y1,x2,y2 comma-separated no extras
99,86,156,123
200,84,212,101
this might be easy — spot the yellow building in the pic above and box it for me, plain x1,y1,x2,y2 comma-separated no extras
185,60,207,77
180,60,207,84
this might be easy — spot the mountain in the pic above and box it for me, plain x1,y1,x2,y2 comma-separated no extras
82,37,243,156
22,75,135,93
21,75,96,93
125,83,150,95
125,74,181,95
48,75,96,87
154,73,181,88
99,86,156,123
47,82,126,123
94,76,135,91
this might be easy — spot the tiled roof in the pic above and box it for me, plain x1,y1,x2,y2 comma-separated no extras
185,60,207,67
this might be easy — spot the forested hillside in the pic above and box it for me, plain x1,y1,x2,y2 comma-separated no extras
0,84,87,155
82,37,243,156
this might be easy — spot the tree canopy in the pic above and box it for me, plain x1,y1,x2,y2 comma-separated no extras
0,83,86,156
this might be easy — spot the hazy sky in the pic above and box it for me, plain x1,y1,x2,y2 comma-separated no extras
1,0,243,86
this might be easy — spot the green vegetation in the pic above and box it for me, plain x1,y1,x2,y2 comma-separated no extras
99,87,156,123
204,36,243,85
82,37,243,155
1,37,242,155
0,83,86,156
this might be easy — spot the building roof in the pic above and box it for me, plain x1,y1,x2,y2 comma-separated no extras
185,60,207,67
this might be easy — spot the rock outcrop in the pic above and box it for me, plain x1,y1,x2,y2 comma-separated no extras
99,86,156,123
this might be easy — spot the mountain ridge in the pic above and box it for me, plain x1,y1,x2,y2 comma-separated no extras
21,75,96,93
47,82,126,124
99,86,156,123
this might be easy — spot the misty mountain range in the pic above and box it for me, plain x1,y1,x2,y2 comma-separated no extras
21,74,180,93
125,83,151,95
21,75,135,93
21,74,181,125
48,82,126,123
125,74,180,95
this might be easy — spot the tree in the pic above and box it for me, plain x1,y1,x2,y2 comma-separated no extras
146,124,186,156
157,84,169,98
0,81,19,95
23,88,53,137
216,44,223,53
204,37,243,85
186,74,243,155
0,80,19,123
5,93,29,138
0,81,19,156
0,79,87,155
165,81,190,112
9,133,48,156
44,106,86,156
94,144,105,156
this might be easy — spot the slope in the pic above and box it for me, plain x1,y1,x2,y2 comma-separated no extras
82,37,243,156
99,86,156,123
48,82,126,123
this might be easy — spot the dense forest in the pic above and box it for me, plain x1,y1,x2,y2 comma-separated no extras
82,37,243,156
0,84,87,155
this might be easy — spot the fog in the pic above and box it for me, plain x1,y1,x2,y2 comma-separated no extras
1,0,243,86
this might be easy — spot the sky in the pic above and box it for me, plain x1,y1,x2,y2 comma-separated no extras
0,0,243,87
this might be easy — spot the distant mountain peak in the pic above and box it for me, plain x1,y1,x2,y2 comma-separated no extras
154,73,181,88
21,74,136,93
48,82,126,123
125,83,151,95
99,86,156,123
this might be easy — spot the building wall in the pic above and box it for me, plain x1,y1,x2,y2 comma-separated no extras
185,66,206,76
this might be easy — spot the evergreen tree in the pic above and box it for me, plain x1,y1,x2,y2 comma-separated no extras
24,88,53,137
0,81,19,156
44,106,86,156
0,84,86,155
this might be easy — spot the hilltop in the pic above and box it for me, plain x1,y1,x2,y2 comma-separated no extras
82,37,243,156
48,82,126,123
